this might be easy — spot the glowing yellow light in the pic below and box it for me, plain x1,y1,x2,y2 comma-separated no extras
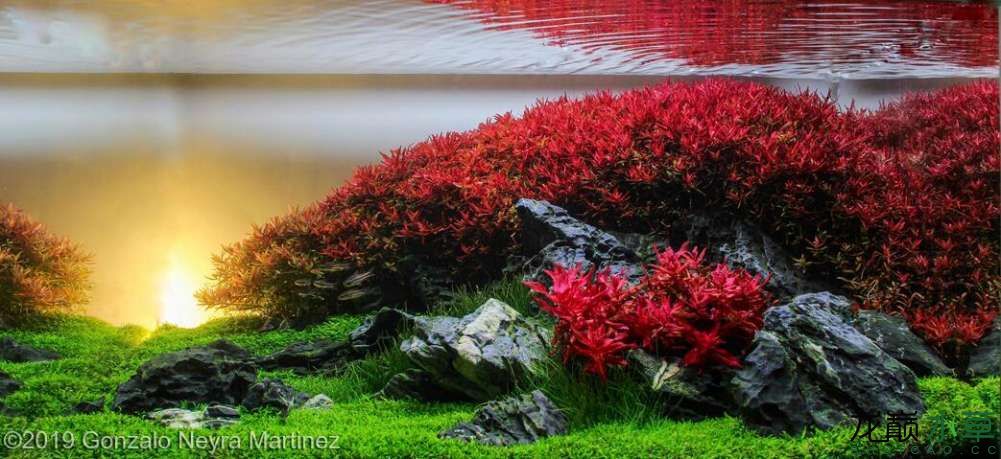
158,253,206,328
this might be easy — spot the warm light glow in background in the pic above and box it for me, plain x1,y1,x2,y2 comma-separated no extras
159,249,206,328
0,74,662,328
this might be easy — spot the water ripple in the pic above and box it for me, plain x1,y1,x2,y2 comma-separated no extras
0,0,995,78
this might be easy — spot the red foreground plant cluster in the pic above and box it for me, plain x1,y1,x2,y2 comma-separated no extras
0,204,90,323
198,79,999,352
527,245,771,378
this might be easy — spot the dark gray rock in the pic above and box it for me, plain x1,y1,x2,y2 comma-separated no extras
112,340,256,414
787,291,853,320
732,293,924,436
440,390,568,446
256,308,413,374
401,298,550,401
73,398,104,414
205,404,240,419
348,307,415,353
967,317,1000,378
241,378,310,413
626,350,734,419
515,199,642,284
0,336,60,362
378,369,467,402
853,310,952,376
681,212,831,301
255,339,354,374
0,370,20,397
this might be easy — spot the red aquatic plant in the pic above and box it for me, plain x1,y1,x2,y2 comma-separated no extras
527,244,771,379
199,79,999,352
831,82,1000,348
0,204,91,323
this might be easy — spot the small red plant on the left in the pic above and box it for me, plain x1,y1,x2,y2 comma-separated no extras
0,204,91,323
526,244,772,380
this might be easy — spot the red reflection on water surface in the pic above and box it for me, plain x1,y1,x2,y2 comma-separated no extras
432,0,998,71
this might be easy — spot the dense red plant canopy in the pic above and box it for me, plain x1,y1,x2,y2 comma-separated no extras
0,204,91,322
526,245,772,378
838,82,1000,347
198,79,1000,351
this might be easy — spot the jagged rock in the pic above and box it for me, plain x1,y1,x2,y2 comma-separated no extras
301,394,334,410
349,307,415,352
0,370,20,397
257,308,413,374
515,199,642,285
626,350,734,419
439,390,568,446
205,404,240,419
241,378,310,413
401,299,550,401
732,293,924,436
681,212,831,300
256,340,354,374
112,340,256,414
0,337,60,362
607,230,663,262
790,291,853,319
146,407,239,429
967,317,1000,378
73,398,105,414
378,369,466,402
853,310,952,376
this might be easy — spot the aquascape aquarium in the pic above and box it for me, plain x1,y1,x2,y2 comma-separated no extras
0,1,998,458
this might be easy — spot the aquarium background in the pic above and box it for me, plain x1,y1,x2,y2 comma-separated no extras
0,0,996,328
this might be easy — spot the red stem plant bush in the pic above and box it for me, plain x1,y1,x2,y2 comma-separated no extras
198,79,999,353
834,82,1000,350
0,204,90,324
526,245,771,379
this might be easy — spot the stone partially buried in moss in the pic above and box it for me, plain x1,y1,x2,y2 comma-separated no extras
256,307,413,374
241,378,310,413
112,339,256,414
378,369,466,402
72,398,105,414
439,390,568,446
0,370,20,397
0,336,60,362
146,406,239,429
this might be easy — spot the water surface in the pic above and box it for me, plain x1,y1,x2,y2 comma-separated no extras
0,0,995,77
